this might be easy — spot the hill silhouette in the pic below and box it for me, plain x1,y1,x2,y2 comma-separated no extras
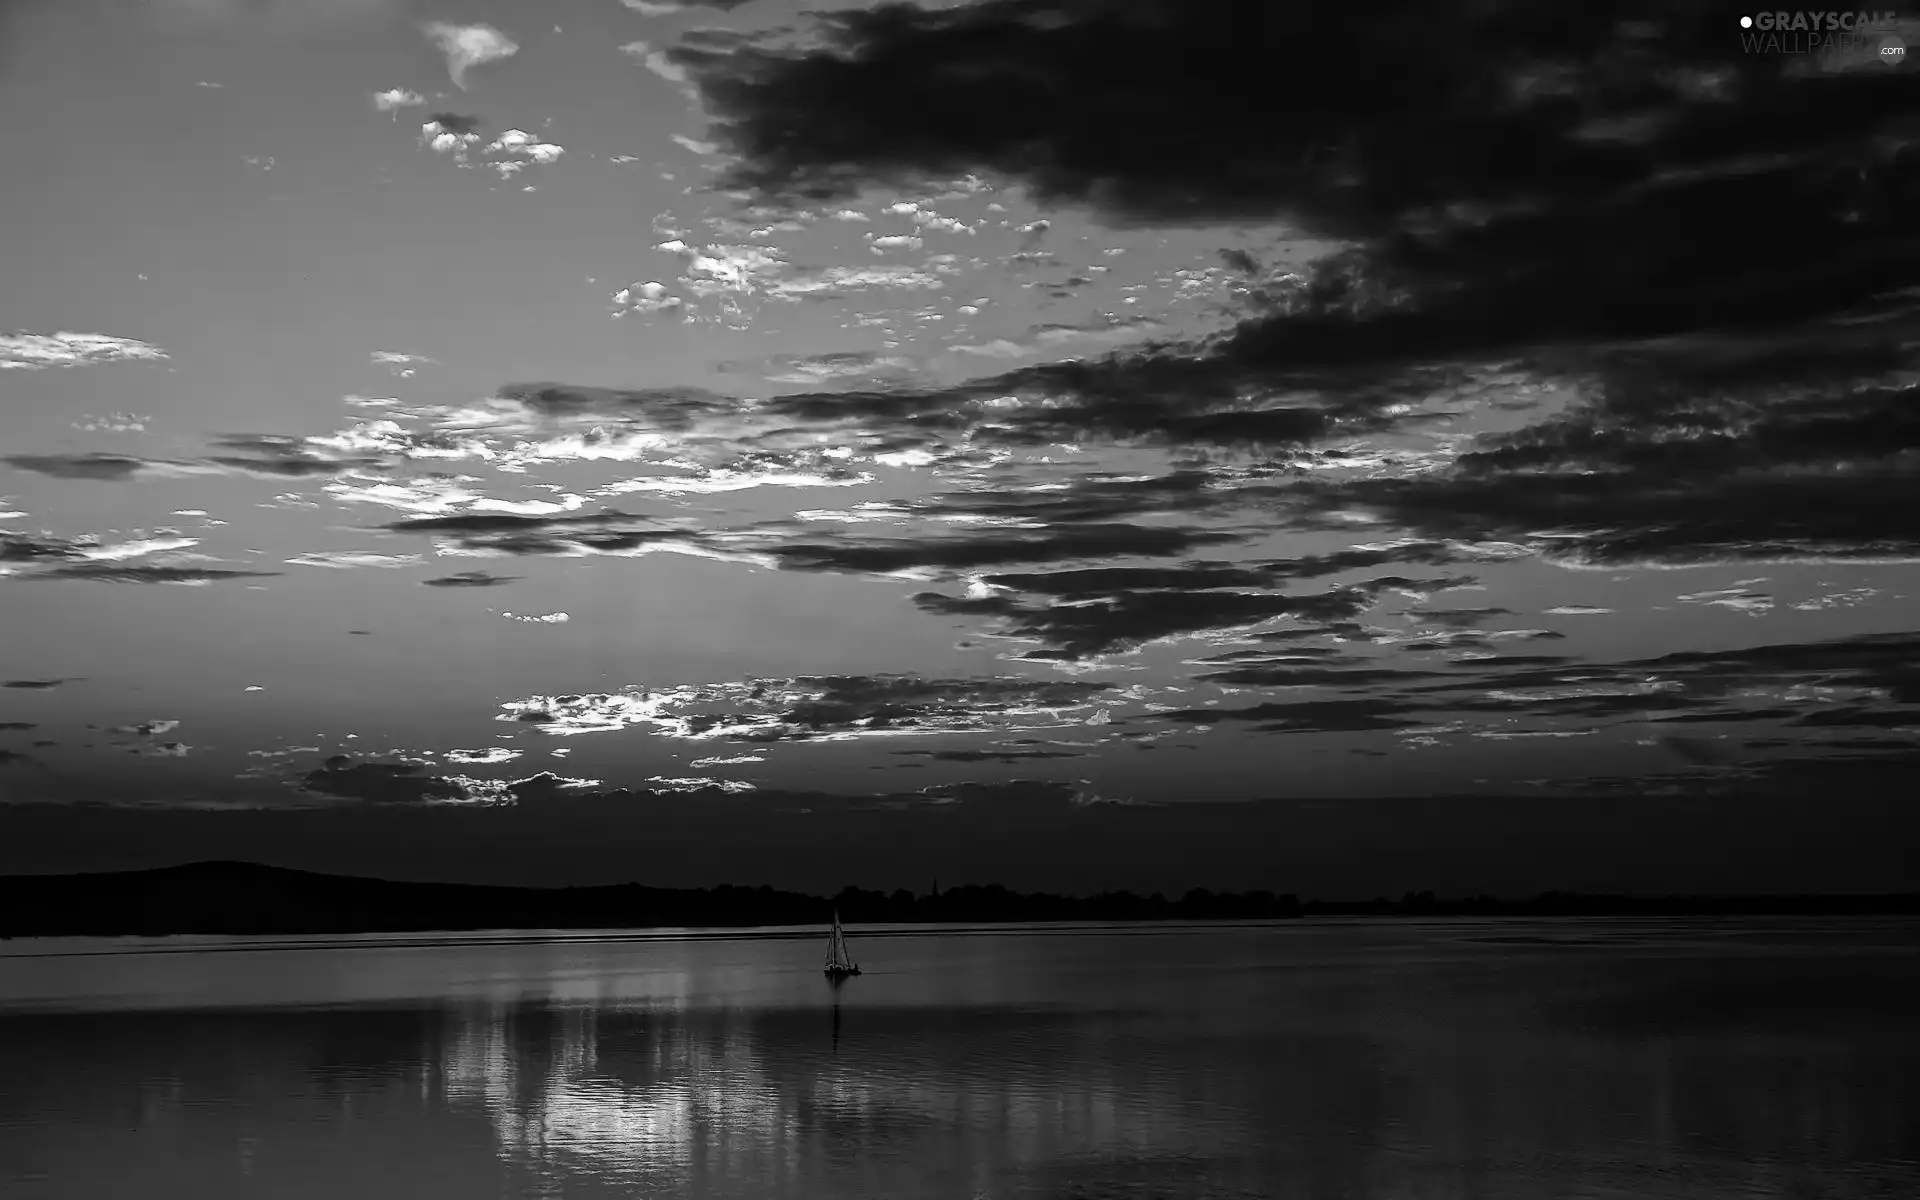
0,862,1915,938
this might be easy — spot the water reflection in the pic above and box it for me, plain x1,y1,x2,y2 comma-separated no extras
1,920,1917,1198
831,973,844,1054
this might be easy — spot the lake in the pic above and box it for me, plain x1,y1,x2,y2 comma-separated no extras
2,918,1916,1198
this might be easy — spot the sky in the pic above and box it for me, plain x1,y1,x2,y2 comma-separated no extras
1,0,1918,896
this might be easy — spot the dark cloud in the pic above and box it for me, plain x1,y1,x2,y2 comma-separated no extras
892,747,1092,763
3,679,69,689
0,722,35,732
1257,543,1480,579
1218,248,1260,276
915,576,1467,659
1404,607,1514,629
1191,665,1439,688
0,749,37,768
497,383,737,428
688,0,1916,330
1157,698,1417,734
207,434,389,478
1,534,84,562
112,720,181,738
420,571,521,587
4,453,160,481
776,523,1242,574
298,758,484,806
1282,376,1920,565
1461,654,1575,668
379,510,709,559
670,0,1920,569
27,564,280,584
386,510,643,534
1367,632,1920,742
981,562,1273,596
424,112,483,137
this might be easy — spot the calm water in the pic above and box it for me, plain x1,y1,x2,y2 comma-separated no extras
2,918,1917,1199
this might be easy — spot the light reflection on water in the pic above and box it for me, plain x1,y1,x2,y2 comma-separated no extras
1,918,1917,1198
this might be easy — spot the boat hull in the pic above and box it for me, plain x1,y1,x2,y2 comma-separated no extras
824,966,861,980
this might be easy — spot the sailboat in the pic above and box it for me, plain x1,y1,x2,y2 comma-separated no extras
823,908,861,979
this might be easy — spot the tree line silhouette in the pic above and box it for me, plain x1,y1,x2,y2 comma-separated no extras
0,862,1914,938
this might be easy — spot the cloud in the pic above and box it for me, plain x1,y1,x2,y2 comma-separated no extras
112,720,181,738
25,564,279,584
418,115,479,139
484,129,565,165
714,349,918,386
611,280,685,318
373,88,426,113
3,453,213,481
0,331,167,370
298,756,510,806
954,317,1166,360
423,22,518,90
2,533,86,562
1274,374,1920,567
776,523,1244,575
1,526,229,573
421,116,482,159
72,412,149,433
1158,697,1417,734
917,575,1466,660
373,348,438,370
205,434,389,478
1119,628,1920,751
620,40,692,85
3,679,69,690
445,747,521,764
496,674,1125,743
660,0,1920,572
670,133,719,156
421,571,520,587
287,756,609,807
620,0,759,12
284,551,422,569
894,747,1092,763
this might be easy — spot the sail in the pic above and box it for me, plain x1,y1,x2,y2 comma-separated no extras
825,910,857,971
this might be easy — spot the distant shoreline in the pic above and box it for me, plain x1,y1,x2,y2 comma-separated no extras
7,911,1920,957
2,861,1915,941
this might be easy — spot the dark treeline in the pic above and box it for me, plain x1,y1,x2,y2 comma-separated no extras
1,862,1917,938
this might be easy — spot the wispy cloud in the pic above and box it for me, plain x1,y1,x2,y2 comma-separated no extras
423,22,518,91
0,331,167,371
372,87,426,113
371,349,436,376
284,551,422,570
620,40,691,85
